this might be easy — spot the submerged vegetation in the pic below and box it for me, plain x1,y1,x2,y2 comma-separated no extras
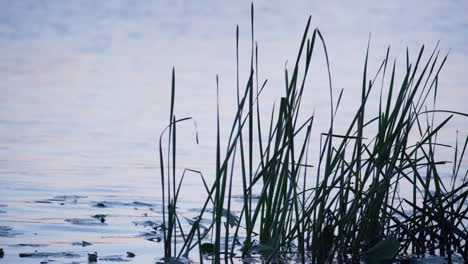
158,5,467,264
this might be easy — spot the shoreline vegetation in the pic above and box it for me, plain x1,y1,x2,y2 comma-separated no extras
158,4,467,264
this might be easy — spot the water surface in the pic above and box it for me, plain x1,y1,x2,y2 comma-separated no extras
1,1,467,263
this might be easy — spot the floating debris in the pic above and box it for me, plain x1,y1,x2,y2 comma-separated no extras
126,252,135,258
53,195,87,200
232,194,261,201
147,237,162,243
64,218,107,226
94,202,108,208
0,248,4,258
13,243,48,247
0,226,21,237
92,214,106,223
92,201,156,208
34,195,87,205
19,251,80,258
99,255,130,262
132,220,160,227
88,252,98,262
92,214,107,219
71,241,92,247
34,200,53,204
138,231,162,242
157,257,191,264
0,204,7,214
129,201,153,207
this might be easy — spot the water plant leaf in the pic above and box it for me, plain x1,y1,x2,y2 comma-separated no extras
157,4,467,263
200,242,214,255
241,257,260,263
221,208,239,227
157,257,185,264
363,236,399,263
184,217,208,230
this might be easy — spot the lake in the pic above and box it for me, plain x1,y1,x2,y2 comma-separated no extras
1,1,467,263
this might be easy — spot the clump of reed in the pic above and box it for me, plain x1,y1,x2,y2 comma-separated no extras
158,5,467,264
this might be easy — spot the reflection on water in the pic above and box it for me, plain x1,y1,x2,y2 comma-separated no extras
0,88,465,264
0,188,165,263
0,110,239,263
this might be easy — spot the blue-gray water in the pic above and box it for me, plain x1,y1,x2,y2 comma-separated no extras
1,1,467,263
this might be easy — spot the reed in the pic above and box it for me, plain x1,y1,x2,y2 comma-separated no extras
158,4,467,264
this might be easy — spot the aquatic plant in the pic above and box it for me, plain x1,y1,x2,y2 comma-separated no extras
158,4,467,264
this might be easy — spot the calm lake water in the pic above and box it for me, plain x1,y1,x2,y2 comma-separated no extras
1,1,467,263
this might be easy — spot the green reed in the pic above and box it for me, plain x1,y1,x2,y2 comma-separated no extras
158,4,467,264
